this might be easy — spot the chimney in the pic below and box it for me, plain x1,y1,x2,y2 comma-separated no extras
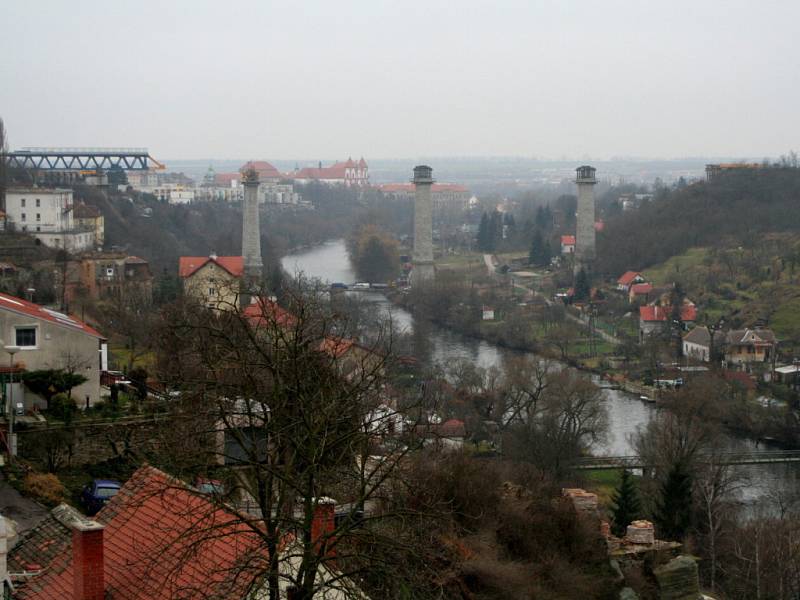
72,520,105,600
311,497,336,558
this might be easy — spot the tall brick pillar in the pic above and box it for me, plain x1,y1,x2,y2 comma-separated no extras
574,165,597,275
412,165,435,286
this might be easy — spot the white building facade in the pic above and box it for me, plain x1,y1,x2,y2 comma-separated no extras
4,188,95,252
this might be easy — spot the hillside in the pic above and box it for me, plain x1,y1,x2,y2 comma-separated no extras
638,235,800,347
73,183,366,276
596,168,800,278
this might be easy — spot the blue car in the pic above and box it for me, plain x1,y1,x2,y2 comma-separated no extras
80,479,121,515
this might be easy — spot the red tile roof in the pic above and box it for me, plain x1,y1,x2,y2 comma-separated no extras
179,256,244,279
242,297,296,328
318,337,356,358
0,292,104,339
639,304,697,322
561,235,576,245
629,283,653,296
215,173,240,185
240,161,282,179
292,166,347,180
13,466,268,600
618,271,643,286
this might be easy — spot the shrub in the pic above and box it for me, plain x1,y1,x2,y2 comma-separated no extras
23,472,66,506
49,393,77,423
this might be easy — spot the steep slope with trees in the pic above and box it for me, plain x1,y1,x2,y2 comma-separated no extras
596,168,800,278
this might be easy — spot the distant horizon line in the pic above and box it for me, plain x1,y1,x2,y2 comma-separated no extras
157,155,783,164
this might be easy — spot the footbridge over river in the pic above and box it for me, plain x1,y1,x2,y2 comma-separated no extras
574,450,800,471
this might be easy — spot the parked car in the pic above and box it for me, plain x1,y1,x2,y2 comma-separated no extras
194,477,225,496
80,479,121,515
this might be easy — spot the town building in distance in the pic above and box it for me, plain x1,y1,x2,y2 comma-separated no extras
4,188,99,251
378,182,471,213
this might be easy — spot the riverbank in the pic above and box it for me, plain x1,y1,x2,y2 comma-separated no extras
387,287,800,450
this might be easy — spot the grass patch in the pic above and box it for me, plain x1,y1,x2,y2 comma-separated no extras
771,296,800,340
582,468,623,507
643,247,709,285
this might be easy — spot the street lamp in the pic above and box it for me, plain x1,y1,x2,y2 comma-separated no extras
4,345,19,461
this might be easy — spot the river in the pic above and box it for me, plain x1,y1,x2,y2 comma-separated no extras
282,239,800,508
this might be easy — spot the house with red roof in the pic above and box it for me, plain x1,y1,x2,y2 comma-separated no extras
617,271,646,292
6,465,367,599
560,235,576,255
0,292,106,408
628,282,653,304
240,160,283,181
639,303,697,341
289,158,369,187
179,254,244,309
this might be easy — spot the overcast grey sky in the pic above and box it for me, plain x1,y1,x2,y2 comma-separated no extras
1,0,798,160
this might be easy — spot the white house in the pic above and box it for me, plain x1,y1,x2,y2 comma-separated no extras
683,326,712,362
0,291,106,409
4,188,95,251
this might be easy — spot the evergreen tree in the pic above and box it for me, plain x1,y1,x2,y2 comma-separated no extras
574,267,591,301
476,212,492,251
534,204,554,230
611,469,642,537
528,230,551,267
655,462,693,540
489,211,502,248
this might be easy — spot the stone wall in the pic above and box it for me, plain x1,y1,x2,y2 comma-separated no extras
17,416,165,466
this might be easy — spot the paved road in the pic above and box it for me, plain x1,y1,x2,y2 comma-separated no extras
0,471,48,546
483,253,496,274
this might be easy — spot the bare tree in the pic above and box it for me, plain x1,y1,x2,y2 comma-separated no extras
154,281,429,599
497,355,550,429
504,369,607,476
694,456,748,591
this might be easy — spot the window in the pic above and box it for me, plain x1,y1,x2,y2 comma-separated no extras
36,213,40,221
208,287,217,296
15,327,37,348
20,198,25,208
35,199,40,207
20,213,26,221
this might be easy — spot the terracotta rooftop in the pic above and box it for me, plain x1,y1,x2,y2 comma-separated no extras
178,255,244,279
240,160,282,179
10,465,268,600
561,235,576,245
617,271,643,286
639,304,697,323
0,292,104,338
629,282,653,296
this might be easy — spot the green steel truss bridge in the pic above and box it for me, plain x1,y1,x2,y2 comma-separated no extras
6,147,164,171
